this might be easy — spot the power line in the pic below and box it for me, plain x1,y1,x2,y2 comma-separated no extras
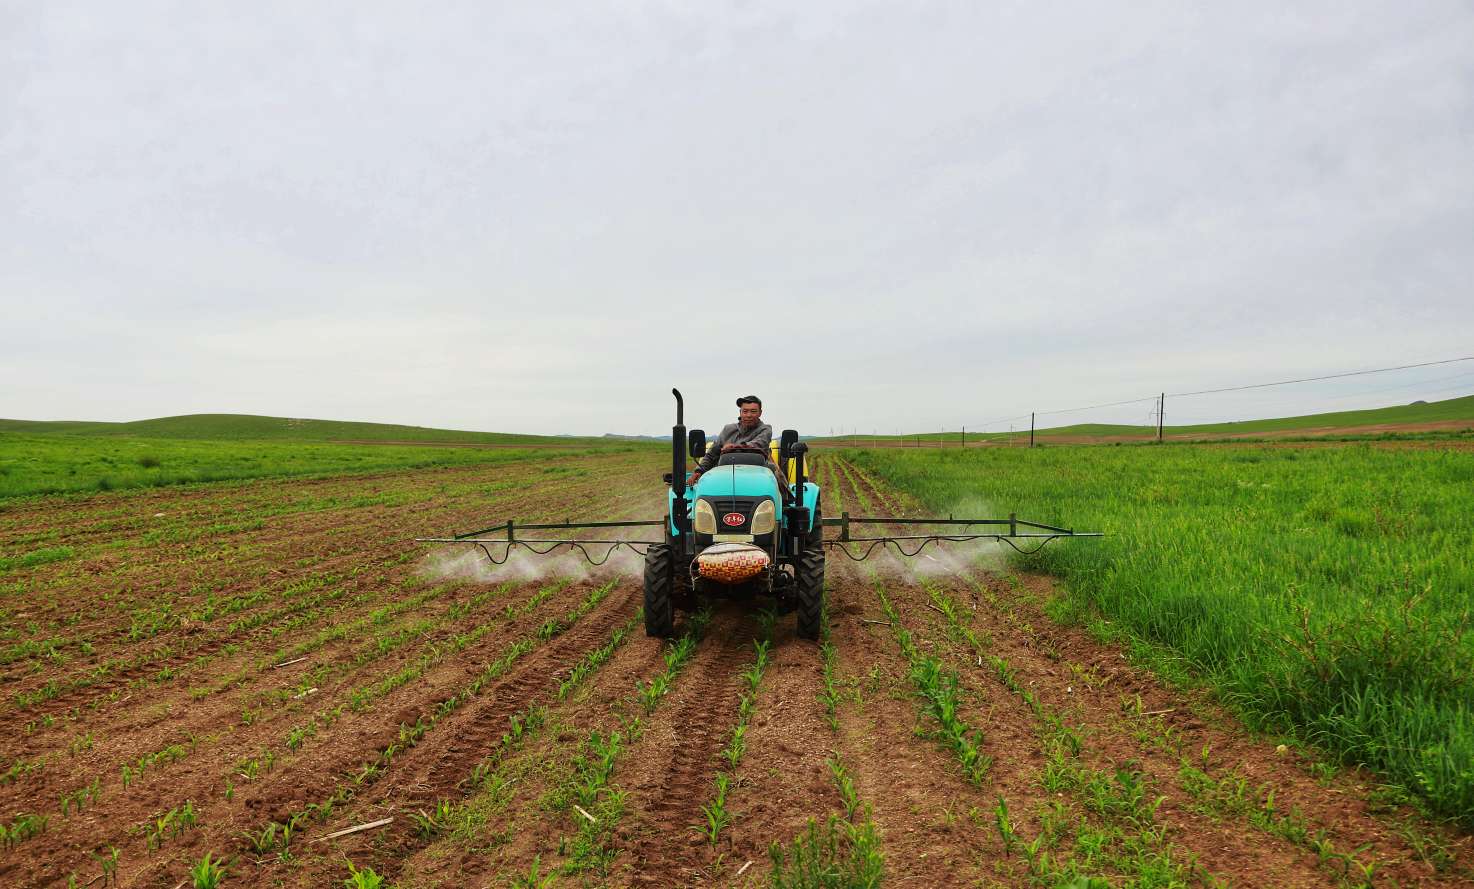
1037,395,1159,417
1168,356,1474,398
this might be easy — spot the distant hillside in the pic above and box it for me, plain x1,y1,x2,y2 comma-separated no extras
1163,393,1474,435
812,393,1474,444
0,413,617,445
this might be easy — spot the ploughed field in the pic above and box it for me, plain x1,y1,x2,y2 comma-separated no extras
1,449,1470,888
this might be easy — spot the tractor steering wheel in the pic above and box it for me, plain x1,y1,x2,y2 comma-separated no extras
721,444,767,455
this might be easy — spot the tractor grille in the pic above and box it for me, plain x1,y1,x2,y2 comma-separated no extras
707,496,761,531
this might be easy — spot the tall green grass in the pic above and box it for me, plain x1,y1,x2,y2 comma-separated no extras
846,444,1474,826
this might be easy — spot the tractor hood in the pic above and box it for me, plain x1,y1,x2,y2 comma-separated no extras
694,464,779,500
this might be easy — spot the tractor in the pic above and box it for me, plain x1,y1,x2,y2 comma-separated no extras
644,388,825,639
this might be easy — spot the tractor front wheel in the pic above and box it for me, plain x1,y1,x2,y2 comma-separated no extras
643,542,676,637
795,504,825,640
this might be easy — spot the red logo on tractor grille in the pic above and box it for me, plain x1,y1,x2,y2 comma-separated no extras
722,512,745,527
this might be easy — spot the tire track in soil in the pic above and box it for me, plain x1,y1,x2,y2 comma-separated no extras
249,584,647,889
225,578,616,815
353,586,641,828
718,620,846,882
610,605,760,888
398,623,673,888
837,454,1474,887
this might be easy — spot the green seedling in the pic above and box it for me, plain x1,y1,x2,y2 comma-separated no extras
190,851,227,889
511,854,558,888
410,799,454,839
342,860,385,889
721,723,747,771
994,795,1017,851
768,815,883,889
2,812,49,851
696,773,731,845
827,755,861,821
91,846,120,886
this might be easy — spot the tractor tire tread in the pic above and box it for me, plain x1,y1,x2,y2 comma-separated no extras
795,502,824,640
644,542,676,638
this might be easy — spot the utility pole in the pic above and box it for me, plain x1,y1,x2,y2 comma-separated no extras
1029,412,1035,449
961,425,965,449
1157,393,1165,443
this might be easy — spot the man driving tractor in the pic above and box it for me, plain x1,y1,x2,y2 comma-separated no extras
687,395,789,492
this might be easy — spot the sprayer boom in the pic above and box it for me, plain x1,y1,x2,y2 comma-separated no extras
413,388,1102,639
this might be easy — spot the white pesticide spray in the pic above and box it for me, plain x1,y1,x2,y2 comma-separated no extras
417,488,663,586
860,495,1010,585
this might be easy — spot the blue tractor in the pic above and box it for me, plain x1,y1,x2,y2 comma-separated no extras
645,389,825,639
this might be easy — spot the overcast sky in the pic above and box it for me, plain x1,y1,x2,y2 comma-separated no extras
3,2,1471,435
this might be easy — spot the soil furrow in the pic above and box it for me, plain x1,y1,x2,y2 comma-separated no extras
612,605,760,887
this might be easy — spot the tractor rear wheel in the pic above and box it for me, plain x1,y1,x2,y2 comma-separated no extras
795,504,825,640
643,542,676,637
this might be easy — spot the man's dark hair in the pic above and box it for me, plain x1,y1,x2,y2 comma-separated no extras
736,395,762,408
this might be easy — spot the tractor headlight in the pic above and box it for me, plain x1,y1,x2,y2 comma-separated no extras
751,499,776,535
694,499,716,534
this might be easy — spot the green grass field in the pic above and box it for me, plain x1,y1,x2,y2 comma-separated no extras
816,392,1474,444
0,412,614,444
0,413,659,499
846,444,1474,825
0,433,652,500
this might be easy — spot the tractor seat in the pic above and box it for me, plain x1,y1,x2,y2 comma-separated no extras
716,452,768,467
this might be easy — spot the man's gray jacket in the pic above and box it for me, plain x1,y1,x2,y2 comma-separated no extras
694,422,773,474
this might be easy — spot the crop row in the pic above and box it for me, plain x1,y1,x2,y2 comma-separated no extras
0,463,613,670
239,578,622,861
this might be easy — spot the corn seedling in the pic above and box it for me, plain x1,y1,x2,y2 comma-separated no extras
873,579,991,785
2,812,49,851
827,755,861,821
410,799,454,839
91,846,120,886
994,795,1017,851
721,723,747,771
511,855,558,888
342,860,385,889
242,821,279,855
190,851,227,889
696,773,731,845
768,815,883,889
